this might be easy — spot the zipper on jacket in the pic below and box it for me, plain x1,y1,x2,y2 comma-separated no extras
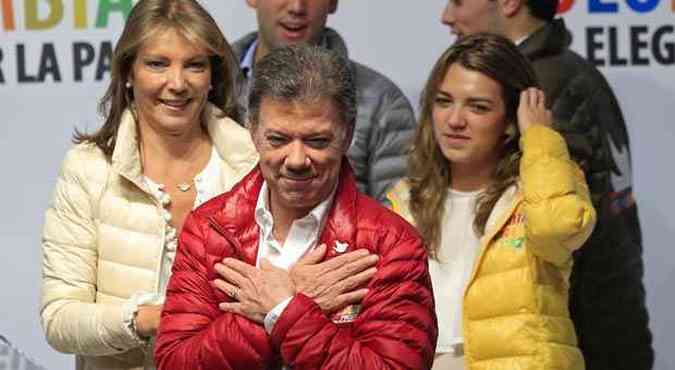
461,195,522,362
118,177,168,294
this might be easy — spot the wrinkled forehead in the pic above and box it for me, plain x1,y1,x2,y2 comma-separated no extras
254,97,349,134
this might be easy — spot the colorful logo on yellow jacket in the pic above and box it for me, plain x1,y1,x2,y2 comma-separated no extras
500,212,526,249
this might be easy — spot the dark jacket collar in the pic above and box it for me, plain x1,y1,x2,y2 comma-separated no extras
232,27,350,62
519,18,572,60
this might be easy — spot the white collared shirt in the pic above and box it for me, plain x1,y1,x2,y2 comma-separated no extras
514,35,529,46
254,181,336,333
515,22,548,46
240,39,258,79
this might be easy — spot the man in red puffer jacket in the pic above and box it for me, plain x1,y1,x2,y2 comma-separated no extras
154,44,437,370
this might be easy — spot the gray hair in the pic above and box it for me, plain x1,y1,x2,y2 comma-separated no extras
248,44,357,133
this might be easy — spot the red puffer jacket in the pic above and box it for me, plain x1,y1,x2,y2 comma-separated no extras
154,163,437,370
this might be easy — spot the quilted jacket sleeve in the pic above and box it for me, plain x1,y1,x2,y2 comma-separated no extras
551,68,654,370
40,146,144,355
365,87,416,203
268,228,437,370
154,212,273,370
520,125,597,267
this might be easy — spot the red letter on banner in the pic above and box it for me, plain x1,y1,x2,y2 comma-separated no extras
558,0,575,13
1,0,15,30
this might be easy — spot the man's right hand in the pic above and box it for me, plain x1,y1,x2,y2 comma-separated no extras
290,244,378,313
135,305,162,338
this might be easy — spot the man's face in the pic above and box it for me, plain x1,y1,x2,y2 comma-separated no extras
441,0,503,38
247,0,337,59
251,97,350,220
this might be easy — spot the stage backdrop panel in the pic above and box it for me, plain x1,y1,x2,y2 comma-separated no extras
0,1,672,369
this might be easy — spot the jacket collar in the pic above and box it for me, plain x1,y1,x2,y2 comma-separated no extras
110,109,144,188
232,27,350,62
318,160,359,258
210,159,359,264
110,103,258,191
482,184,521,242
519,18,571,60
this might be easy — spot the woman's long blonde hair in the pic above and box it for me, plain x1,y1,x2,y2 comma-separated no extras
74,0,240,156
408,33,539,259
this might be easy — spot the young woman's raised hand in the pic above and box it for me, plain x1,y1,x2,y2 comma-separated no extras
517,87,553,132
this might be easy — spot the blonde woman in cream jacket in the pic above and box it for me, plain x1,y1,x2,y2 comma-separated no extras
40,1,257,369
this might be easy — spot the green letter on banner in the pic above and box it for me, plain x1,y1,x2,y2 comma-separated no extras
96,0,132,28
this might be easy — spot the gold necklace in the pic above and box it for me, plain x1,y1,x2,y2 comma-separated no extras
176,182,193,192
139,131,208,193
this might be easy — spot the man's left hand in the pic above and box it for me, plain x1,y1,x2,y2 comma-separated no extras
213,258,295,324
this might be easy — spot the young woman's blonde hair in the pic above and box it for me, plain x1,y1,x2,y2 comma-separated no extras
74,0,240,156
408,33,539,259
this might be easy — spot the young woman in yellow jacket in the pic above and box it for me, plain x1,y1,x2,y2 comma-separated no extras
387,34,596,370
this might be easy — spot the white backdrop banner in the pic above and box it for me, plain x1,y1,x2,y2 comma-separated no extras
0,1,673,370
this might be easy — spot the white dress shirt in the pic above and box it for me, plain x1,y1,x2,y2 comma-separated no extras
254,182,336,334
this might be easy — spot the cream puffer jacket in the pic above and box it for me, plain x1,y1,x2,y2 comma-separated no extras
40,104,258,370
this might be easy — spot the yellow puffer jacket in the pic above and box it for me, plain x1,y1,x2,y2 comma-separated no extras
387,125,596,370
40,104,258,370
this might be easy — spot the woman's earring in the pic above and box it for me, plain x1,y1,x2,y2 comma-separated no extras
125,81,132,89
504,124,517,144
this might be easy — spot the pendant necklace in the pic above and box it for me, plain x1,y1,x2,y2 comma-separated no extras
177,182,193,192
139,130,205,193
